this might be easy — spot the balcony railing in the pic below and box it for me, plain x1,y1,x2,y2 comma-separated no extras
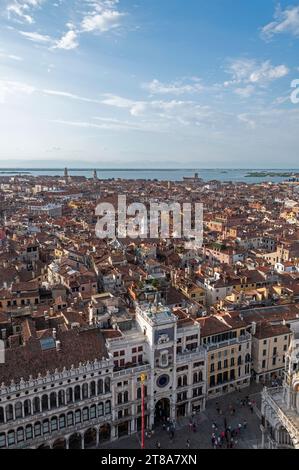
203,332,251,352
176,348,206,363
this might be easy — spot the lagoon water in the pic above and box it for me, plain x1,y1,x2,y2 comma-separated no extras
0,168,298,184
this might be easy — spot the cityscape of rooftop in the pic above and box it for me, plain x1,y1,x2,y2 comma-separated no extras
1,0,299,461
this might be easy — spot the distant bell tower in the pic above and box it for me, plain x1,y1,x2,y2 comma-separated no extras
93,169,98,180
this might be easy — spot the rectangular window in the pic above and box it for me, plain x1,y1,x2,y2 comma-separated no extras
262,360,266,368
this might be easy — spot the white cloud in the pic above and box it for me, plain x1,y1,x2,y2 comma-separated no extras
52,117,163,132
234,85,255,98
7,0,45,24
261,5,299,40
42,89,100,103
142,78,204,95
54,30,79,50
101,93,214,128
238,113,256,129
224,58,289,97
249,62,289,83
19,30,54,44
81,9,124,33
0,79,35,103
0,51,23,61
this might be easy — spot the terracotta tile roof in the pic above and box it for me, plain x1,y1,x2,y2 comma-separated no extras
0,327,108,384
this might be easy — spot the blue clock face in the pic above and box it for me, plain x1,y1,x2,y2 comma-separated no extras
157,374,170,388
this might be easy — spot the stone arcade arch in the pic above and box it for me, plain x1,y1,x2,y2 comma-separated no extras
155,398,170,424
84,428,97,448
99,423,111,442
52,438,66,449
69,433,82,449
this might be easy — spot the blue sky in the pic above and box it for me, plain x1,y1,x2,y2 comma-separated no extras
1,0,299,168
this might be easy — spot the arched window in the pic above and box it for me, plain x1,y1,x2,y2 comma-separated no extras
245,353,251,363
98,402,104,416
66,388,73,404
33,397,40,414
82,383,88,399
137,388,141,399
0,433,6,448
90,381,96,397
75,409,81,424
43,419,50,434
105,377,111,393
238,356,242,366
6,404,13,422
117,393,122,405
15,401,23,419
82,407,89,422
17,427,24,443
124,391,129,403
25,425,33,440
105,400,111,414
183,375,188,386
24,399,31,417
50,392,57,409
193,373,198,384
51,416,58,432
67,412,74,426
58,390,65,406
97,379,103,395
0,407,4,424
90,405,96,419
41,394,49,411
74,385,81,402
198,371,203,382
59,414,66,429
7,430,15,446
34,422,41,437
177,376,182,387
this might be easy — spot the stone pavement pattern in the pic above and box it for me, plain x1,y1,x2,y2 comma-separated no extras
98,384,263,450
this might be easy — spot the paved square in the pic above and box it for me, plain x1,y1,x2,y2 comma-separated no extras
99,383,263,450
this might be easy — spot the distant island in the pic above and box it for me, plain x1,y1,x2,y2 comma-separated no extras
245,171,296,178
0,170,31,174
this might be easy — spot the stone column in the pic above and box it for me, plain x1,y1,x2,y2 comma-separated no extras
81,434,84,450
96,429,99,447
